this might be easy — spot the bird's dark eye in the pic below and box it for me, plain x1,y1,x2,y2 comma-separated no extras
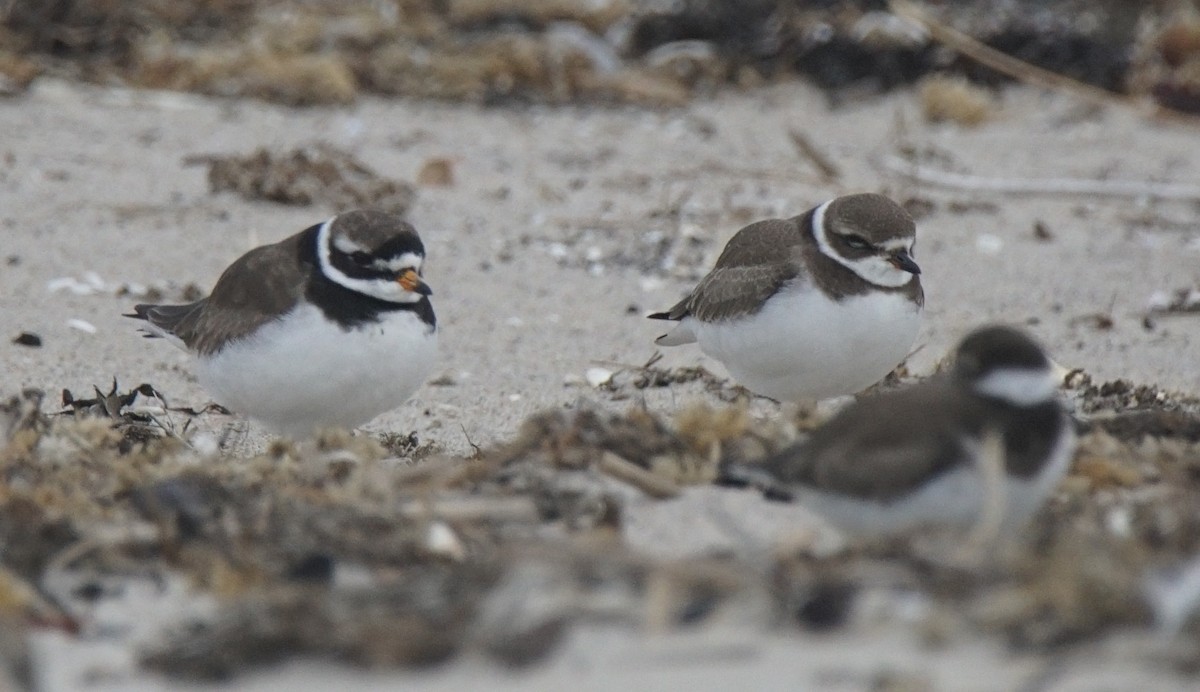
843,235,870,250
349,251,373,266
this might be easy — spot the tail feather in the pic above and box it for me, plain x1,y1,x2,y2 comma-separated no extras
124,301,205,351
125,302,202,332
716,461,794,503
653,322,696,346
648,303,695,345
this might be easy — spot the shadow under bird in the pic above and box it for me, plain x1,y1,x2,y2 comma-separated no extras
721,326,1076,537
649,193,923,402
127,209,437,438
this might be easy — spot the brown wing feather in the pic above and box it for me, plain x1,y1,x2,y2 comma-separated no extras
129,301,206,335
709,217,804,269
683,263,798,322
762,383,977,502
133,232,311,355
654,216,806,323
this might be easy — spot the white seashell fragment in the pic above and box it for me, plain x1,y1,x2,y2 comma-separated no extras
67,318,97,334
585,367,614,388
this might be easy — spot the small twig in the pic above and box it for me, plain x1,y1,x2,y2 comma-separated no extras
597,451,681,499
460,423,482,459
588,358,648,372
667,160,826,184
890,0,1200,125
395,496,539,523
0,566,71,625
788,129,841,181
882,155,1200,201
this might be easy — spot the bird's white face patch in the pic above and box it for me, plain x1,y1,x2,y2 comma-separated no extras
811,201,916,288
841,254,915,288
318,219,425,304
973,367,1058,406
375,252,424,274
332,233,366,255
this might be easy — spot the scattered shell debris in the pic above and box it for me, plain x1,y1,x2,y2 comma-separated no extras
1148,288,1200,317
48,273,203,302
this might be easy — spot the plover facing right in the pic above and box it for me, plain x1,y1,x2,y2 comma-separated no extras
128,209,438,438
649,193,922,402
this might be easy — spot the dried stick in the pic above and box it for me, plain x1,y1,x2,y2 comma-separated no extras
883,155,1200,202
788,129,842,181
888,0,1123,107
597,451,682,499
396,496,539,522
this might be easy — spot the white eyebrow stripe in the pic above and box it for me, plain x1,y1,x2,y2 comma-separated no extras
332,234,366,254
376,252,424,273
879,238,913,252
973,368,1058,406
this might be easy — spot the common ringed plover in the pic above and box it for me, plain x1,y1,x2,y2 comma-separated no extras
725,326,1075,537
128,209,437,438
649,193,922,401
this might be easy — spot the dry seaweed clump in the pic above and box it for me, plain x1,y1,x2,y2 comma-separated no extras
137,48,358,106
7,374,1200,682
186,144,416,213
1065,369,1200,416
0,52,40,96
0,389,775,678
918,75,995,126
0,0,1177,106
1129,15,1200,114
494,402,798,493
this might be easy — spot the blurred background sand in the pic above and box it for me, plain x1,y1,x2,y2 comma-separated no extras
4,79,1199,456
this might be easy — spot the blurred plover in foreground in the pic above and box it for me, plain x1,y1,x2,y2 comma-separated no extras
722,326,1075,537
128,209,437,438
649,193,922,402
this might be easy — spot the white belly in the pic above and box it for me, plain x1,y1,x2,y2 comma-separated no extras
690,286,920,401
195,304,437,437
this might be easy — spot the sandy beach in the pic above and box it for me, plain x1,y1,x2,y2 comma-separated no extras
7,78,1200,447
5,72,1200,690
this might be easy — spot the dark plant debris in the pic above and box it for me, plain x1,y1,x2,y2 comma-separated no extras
4,368,1200,680
60,379,165,420
0,1,1189,108
11,332,40,347
186,144,416,213
1065,370,1200,415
